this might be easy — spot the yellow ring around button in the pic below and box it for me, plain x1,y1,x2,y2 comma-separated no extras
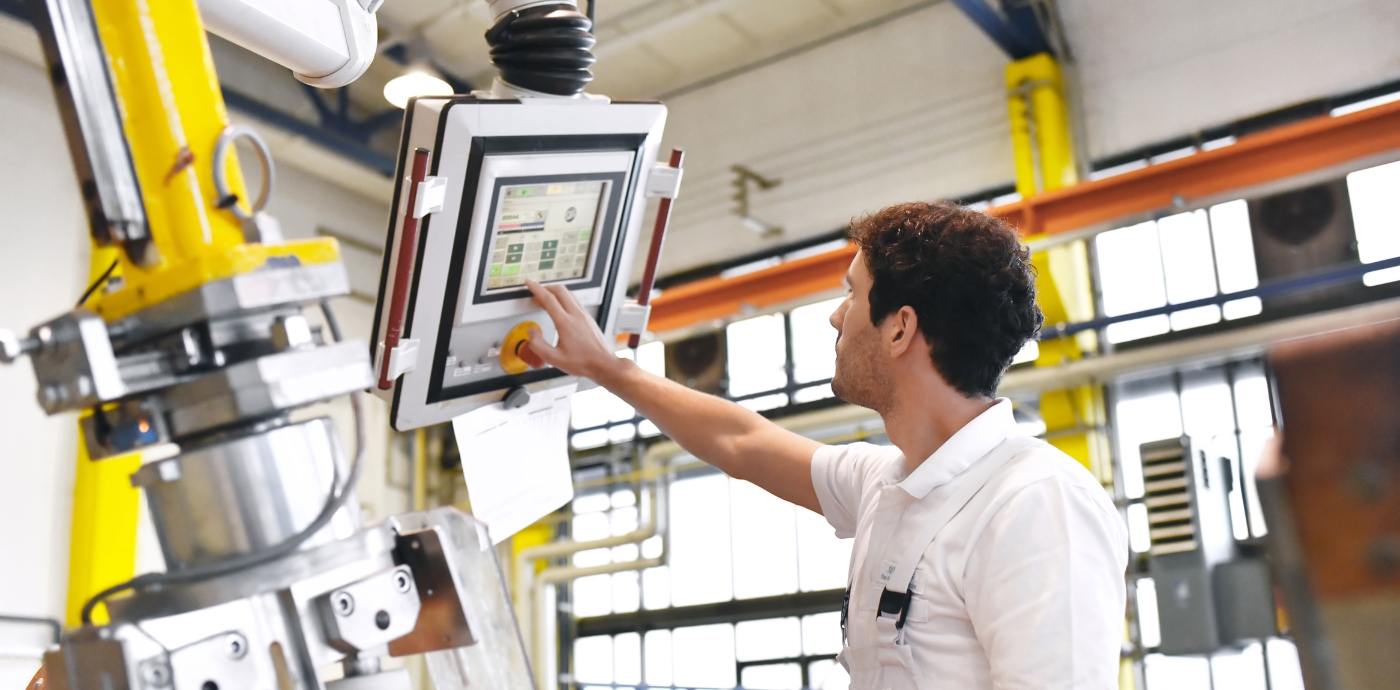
499,321,540,376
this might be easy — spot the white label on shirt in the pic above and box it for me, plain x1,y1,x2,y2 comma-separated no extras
875,560,898,585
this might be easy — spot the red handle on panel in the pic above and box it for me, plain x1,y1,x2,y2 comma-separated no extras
629,148,685,349
379,148,431,390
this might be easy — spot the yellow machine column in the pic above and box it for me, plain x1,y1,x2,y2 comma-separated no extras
59,0,342,623
64,246,142,627
83,0,342,324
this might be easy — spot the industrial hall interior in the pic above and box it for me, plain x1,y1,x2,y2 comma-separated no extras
1,0,1398,690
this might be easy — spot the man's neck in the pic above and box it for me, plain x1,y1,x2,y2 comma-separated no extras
882,389,997,475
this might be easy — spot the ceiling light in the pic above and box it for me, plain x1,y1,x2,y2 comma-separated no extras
383,72,453,109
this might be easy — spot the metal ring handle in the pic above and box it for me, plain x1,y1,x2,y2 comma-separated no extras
213,125,275,220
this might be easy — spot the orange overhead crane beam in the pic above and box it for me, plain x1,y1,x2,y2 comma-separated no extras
648,98,1400,336
647,244,857,334
994,97,1400,237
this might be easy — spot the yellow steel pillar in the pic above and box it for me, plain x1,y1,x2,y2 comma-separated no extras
1031,244,1111,485
1006,53,1079,198
64,247,142,627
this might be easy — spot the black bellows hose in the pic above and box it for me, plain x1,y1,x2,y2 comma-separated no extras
486,3,597,96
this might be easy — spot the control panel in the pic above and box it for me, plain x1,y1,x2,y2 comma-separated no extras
369,96,675,431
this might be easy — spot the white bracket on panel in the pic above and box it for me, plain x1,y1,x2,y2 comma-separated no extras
615,303,652,336
414,176,448,218
644,164,683,199
387,339,420,380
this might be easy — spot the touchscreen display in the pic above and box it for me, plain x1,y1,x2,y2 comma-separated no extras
484,181,606,290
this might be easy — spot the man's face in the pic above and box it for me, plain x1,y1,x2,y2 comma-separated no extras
829,250,895,412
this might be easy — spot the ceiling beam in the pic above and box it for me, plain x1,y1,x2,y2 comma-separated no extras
948,0,1049,60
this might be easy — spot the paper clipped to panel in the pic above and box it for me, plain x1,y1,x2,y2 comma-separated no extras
453,383,576,544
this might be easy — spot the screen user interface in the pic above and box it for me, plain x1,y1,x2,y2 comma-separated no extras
485,181,605,290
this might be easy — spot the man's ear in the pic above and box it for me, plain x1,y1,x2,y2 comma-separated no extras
886,306,919,357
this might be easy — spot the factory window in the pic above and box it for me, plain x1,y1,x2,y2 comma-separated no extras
727,313,790,410
566,459,854,690
1094,202,1262,344
1115,360,1308,690
1116,360,1274,539
570,297,843,449
1346,159,1400,286
570,342,666,450
572,612,846,690
788,297,842,403
568,470,852,616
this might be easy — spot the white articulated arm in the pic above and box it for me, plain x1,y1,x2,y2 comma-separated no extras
199,0,382,88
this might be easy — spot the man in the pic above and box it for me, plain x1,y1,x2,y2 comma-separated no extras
523,202,1128,689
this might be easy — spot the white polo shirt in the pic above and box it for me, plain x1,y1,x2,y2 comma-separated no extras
811,399,1128,690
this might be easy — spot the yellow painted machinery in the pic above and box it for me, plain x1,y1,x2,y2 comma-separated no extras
0,1,679,690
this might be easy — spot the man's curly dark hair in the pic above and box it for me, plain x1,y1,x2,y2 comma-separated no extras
849,201,1042,398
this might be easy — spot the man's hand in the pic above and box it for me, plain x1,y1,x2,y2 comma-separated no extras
521,279,629,384
520,279,823,513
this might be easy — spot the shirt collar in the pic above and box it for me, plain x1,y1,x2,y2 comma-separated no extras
895,398,1019,500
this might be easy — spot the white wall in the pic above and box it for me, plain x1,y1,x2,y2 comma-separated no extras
0,48,89,685
654,2,1015,276
1060,0,1400,159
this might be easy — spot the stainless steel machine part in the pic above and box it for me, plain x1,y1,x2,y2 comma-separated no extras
393,509,538,690
106,524,399,623
158,341,372,438
316,566,422,653
132,417,360,571
106,263,350,347
45,509,531,690
29,309,126,413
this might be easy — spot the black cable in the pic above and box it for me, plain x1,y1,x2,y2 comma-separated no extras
77,259,119,307
587,0,596,23
81,303,367,625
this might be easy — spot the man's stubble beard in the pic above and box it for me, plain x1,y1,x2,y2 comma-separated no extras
831,332,895,414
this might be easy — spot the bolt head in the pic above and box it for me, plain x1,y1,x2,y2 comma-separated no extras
333,591,355,617
140,660,172,688
223,633,248,660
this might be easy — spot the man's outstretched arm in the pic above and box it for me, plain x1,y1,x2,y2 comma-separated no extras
522,280,823,513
